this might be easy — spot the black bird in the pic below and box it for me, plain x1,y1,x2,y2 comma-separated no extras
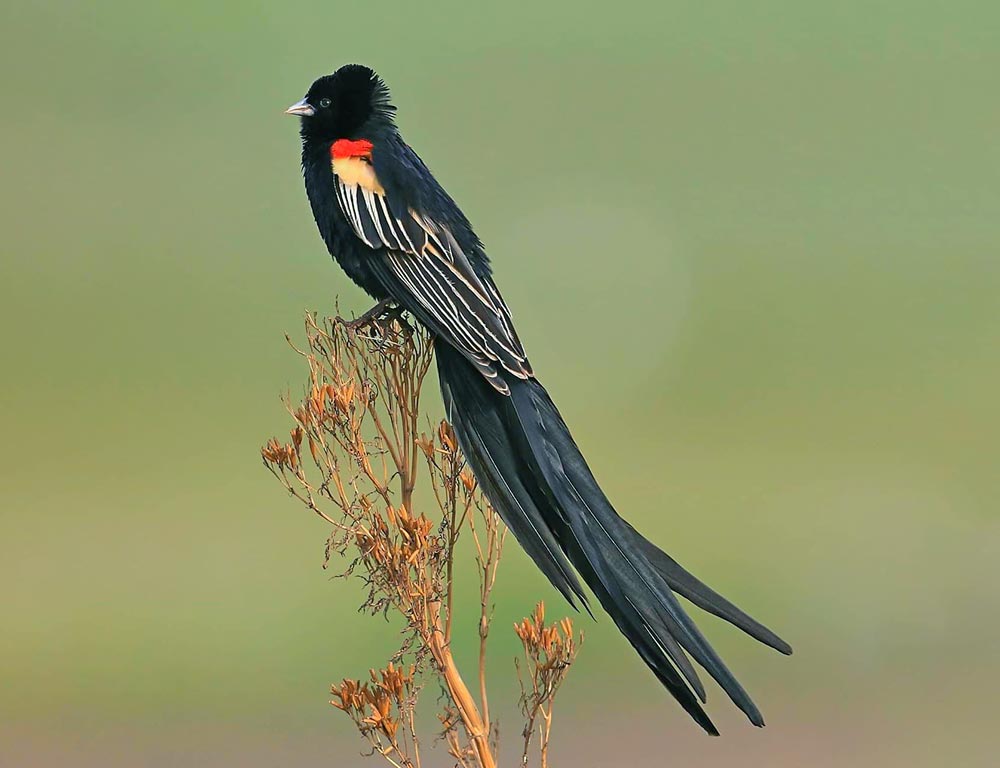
285,64,791,734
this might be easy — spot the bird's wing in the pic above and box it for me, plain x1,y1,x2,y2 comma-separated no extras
333,159,531,392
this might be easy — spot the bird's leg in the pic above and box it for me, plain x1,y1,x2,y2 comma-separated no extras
337,299,397,330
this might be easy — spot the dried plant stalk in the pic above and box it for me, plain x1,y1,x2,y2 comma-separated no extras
262,311,580,768
515,604,583,768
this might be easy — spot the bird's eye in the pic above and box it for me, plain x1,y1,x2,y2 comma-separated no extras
319,98,331,109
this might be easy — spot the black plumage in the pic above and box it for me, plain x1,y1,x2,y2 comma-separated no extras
287,64,791,735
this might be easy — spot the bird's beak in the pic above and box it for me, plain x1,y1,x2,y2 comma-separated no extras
285,99,315,117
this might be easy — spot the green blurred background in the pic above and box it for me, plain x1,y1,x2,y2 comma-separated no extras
2,2,998,765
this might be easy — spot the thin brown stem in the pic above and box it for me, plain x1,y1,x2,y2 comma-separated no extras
428,599,496,768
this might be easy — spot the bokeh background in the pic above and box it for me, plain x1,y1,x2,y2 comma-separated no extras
2,2,998,766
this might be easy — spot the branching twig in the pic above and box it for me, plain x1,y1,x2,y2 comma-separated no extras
262,311,580,768
515,604,583,768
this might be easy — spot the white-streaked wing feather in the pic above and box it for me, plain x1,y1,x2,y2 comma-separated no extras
334,176,530,385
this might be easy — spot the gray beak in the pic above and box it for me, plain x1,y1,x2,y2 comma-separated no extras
285,98,315,117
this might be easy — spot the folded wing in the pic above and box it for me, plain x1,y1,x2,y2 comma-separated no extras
334,168,531,392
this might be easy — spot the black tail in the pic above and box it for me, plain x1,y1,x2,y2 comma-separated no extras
436,344,792,735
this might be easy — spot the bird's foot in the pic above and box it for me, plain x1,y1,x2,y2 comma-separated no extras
337,299,394,329
337,300,410,336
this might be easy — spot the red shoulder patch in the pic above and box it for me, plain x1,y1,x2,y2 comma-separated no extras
331,139,374,160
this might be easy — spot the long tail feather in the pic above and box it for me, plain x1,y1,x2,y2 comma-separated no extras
625,523,794,656
436,344,791,733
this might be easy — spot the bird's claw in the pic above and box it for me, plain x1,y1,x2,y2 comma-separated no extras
337,300,411,336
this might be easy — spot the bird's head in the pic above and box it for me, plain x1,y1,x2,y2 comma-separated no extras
286,64,396,146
